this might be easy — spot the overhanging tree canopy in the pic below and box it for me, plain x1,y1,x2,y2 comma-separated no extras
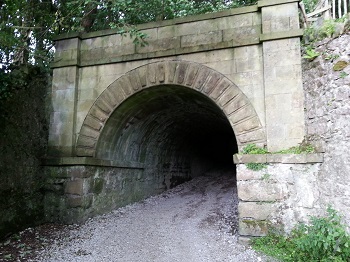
0,0,259,69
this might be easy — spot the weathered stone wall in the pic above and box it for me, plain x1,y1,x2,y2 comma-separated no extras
48,0,305,157
45,0,310,231
49,6,266,156
234,153,323,241
303,34,350,223
0,67,49,239
43,159,188,223
234,34,350,241
261,1,305,151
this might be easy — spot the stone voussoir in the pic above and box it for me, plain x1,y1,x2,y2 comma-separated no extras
76,61,266,158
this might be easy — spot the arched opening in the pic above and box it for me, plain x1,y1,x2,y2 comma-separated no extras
74,61,265,228
96,85,238,189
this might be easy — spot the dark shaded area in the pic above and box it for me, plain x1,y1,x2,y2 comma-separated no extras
0,223,74,262
0,66,49,240
97,85,238,189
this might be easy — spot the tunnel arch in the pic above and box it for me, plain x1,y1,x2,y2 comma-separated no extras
76,60,266,159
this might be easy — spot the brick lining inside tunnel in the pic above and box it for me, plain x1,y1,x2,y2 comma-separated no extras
75,61,266,189
96,85,238,187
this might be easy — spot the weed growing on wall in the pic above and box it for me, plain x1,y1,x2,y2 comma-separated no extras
241,144,268,154
240,143,316,171
251,207,350,261
275,144,315,154
303,48,320,60
241,144,268,171
245,163,267,171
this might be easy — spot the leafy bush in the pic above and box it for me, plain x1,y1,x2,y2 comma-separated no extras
252,208,350,261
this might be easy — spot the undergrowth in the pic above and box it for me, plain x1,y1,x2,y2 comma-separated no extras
275,144,315,154
240,143,315,171
241,144,268,171
251,207,350,261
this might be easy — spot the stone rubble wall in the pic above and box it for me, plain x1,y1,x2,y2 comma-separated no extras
303,34,350,224
235,34,350,241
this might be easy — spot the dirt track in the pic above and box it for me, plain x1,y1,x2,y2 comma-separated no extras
36,173,271,262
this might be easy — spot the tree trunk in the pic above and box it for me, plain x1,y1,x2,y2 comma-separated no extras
81,2,98,32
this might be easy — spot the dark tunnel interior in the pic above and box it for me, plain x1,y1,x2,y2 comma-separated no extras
96,85,238,188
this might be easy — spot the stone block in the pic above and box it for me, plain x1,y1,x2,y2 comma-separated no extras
288,125,304,140
281,154,307,164
65,179,84,195
101,34,123,48
52,90,75,112
231,13,254,28
208,80,230,101
83,116,103,131
236,165,263,181
237,180,285,201
228,105,255,124
52,67,77,90
236,128,266,144
90,106,109,122
95,98,113,114
202,72,222,94
234,116,261,135
79,125,100,139
223,25,260,41
177,20,218,36
78,88,95,102
217,87,241,106
237,236,251,245
68,166,91,178
234,154,267,164
181,31,222,48
182,49,234,64
76,147,95,157
306,153,324,163
56,38,80,51
158,25,176,39
230,72,254,86
238,202,276,220
233,46,249,60
205,60,233,75
223,95,248,115
67,195,83,208
239,219,268,236
136,37,180,53
184,64,200,87
77,136,97,148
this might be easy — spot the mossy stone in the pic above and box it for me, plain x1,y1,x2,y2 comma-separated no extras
93,178,104,194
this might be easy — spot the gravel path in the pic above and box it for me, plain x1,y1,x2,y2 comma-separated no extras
37,173,272,262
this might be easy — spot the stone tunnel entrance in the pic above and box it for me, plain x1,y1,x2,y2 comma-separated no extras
96,85,238,189
47,61,266,224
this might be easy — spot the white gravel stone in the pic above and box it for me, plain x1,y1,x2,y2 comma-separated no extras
37,174,273,262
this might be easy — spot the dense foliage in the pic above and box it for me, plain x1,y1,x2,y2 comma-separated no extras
0,0,258,69
252,208,350,261
0,65,49,239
